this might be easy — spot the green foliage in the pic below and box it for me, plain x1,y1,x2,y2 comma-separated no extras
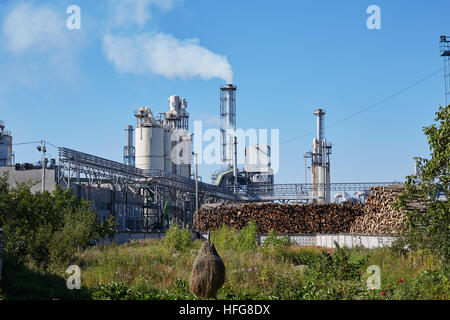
262,230,290,255
379,266,450,300
210,221,259,252
272,247,321,266
91,281,133,300
165,224,192,252
237,220,258,251
394,105,450,261
315,242,368,281
0,175,115,269
2,236,447,300
210,224,239,250
91,279,197,300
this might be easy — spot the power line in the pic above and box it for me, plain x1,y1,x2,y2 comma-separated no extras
46,141,59,149
280,67,443,145
12,141,40,146
12,140,59,149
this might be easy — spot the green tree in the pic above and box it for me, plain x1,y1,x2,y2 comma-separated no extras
0,173,115,269
394,105,449,261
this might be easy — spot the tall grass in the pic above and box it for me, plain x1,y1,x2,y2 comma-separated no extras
1,224,448,300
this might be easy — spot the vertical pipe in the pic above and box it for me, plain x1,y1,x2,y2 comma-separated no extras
194,153,199,214
40,140,46,192
233,136,238,194
304,157,307,185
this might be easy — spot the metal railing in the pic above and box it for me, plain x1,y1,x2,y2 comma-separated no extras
223,182,402,201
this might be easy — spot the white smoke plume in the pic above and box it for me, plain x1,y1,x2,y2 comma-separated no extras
2,3,67,54
102,32,233,82
110,0,177,28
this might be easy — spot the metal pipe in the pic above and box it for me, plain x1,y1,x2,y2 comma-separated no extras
193,152,199,213
39,140,46,192
233,136,238,194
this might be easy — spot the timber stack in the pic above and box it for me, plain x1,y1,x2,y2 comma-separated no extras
349,185,406,235
194,202,364,234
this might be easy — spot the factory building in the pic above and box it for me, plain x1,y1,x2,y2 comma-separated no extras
213,84,275,189
133,95,191,178
244,145,274,185
0,121,13,166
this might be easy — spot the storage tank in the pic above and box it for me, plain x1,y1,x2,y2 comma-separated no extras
134,107,165,172
0,120,13,166
169,95,180,114
135,125,165,171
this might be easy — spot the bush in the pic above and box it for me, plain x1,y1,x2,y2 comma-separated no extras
315,242,368,281
262,230,290,255
165,224,192,252
0,175,115,269
91,281,133,300
210,221,259,252
210,224,239,250
237,221,258,251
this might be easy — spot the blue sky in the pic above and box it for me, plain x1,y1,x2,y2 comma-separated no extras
0,0,448,184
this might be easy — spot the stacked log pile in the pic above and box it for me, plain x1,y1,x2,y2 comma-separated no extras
194,185,419,235
194,202,364,234
349,185,406,235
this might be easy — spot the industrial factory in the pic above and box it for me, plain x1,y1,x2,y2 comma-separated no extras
10,32,450,234
0,79,402,234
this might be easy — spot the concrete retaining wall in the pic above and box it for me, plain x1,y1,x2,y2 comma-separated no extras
200,233,396,249
315,234,396,249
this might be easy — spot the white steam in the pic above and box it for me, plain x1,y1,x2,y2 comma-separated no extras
2,3,67,53
102,32,233,82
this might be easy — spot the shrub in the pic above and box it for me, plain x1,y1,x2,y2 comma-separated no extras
0,175,115,269
210,224,238,250
262,230,290,255
237,221,258,251
165,224,192,252
315,242,368,281
91,281,133,300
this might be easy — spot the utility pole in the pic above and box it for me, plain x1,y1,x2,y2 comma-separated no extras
192,152,199,214
233,136,238,195
37,140,46,192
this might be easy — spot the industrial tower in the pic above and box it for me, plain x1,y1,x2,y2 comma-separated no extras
440,35,450,106
220,83,237,167
123,125,135,166
304,109,332,203
0,120,13,166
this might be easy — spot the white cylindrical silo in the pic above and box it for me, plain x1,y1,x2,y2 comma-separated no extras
135,125,165,171
169,95,180,113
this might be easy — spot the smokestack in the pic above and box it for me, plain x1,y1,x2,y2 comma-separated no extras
313,109,325,142
220,83,237,167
